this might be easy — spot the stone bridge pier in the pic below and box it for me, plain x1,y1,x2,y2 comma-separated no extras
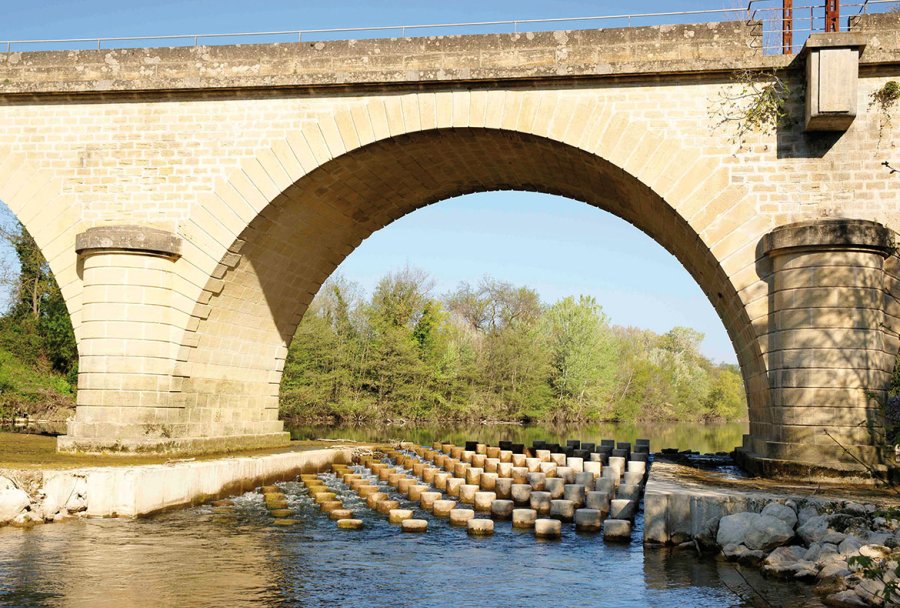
0,13,898,478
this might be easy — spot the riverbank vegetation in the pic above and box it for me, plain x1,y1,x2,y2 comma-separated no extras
0,221,77,422
281,268,748,426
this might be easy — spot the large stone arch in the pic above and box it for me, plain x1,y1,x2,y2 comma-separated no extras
169,91,770,453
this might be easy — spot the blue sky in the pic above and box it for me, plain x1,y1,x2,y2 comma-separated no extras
0,1,749,362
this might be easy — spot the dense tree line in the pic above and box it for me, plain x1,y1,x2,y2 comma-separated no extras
0,218,77,419
280,269,748,425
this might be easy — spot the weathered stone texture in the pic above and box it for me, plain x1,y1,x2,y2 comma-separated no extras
0,19,896,467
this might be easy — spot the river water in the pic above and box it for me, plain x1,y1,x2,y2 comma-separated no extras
0,423,826,608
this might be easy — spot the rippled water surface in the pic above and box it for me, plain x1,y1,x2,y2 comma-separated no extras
0,453,824,608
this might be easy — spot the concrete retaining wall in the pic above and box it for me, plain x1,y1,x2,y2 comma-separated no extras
1,446,358,522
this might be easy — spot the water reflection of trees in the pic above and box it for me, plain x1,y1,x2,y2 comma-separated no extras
289,421,749,454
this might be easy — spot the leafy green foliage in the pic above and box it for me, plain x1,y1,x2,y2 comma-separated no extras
0,217,78,418
281,270,748,425
710,69,791,150
848,555,900,603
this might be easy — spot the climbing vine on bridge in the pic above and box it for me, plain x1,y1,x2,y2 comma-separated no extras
709,69,791,151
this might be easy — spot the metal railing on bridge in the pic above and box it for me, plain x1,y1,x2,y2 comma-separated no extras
1,1,898,56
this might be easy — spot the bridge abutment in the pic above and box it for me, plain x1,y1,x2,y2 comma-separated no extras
57,225,290,454
738,219,897,479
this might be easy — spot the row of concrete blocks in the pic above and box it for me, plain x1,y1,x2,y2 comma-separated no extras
394,449,644,521
364,449,638,540
296,469,366,529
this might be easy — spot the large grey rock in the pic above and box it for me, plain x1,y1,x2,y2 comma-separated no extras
798,514,830,546
818,562,851,580
838,535,864,556
859,544,891,559
798,504,819,527
761,546,808,579
745,514,795,552
761,502,798,529
722,543,766,566
824,589,867,607
716,512,756,548
0,489,30,523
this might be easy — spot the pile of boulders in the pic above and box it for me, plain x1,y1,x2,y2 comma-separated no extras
716,499,900,607
0,472,87,527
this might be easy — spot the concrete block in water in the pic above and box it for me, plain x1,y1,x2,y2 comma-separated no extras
444,458,458,473
550,499,576,521
511,454,527,467
535,518,562,538
432,500,457,517
575,508,603,531
574,472,594,490
627,461,647,476
461,451,475,464
513,508,537,528
465,468,483,486
378,468,393,481
586,491,611,513
556,467,575,484
484,458,500,473
583,461,602,479
499,450,513,463
491,499,514,519
527,472,546,490
589,453,603,462
511,484,532,504
530,491,552,515
617,484,642,502
610,499,637,521
412,463,425,476
642,491,669,545
407,485,429,501
459,484,479,504
472,454,486,468
600,469,620,488
337,519,364,530
494,477,513,499
476,444,487,455
450,446,464,459
467,518,494,536
550,453,567,466
535,449,552,462
449,508,475,526
603,519,632,541
595,478,615,494
420,492,442,511
539,462,558,477
321,500,344,513
544,478,565,499
564,484,586,507
474,491,497,512
479,472,498,491
442,443,455,455
342,473,362,484
366,492,389,508
513,509,537,528
402,519,428,532
608,456,626,477
313,491,338,504
526,458,542,473
566,457,584,473
446,478,464,497
376,500,400,515
454,462,470,478
486,446,501,459
623,471,644,487
422,468,437,484
389,509,414,523
329,509,353,520
397,479,416,494
388,473,404,487
511,467,529,484
497,462,513,477
434,472,451,490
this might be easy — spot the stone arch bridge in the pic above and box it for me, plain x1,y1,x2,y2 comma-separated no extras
1,14,899,478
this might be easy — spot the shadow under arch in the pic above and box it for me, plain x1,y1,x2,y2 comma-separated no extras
180,126,771,443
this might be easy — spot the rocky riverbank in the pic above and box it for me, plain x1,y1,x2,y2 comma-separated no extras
645,457,900,607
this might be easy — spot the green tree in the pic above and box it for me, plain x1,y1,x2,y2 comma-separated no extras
542,295,618,421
